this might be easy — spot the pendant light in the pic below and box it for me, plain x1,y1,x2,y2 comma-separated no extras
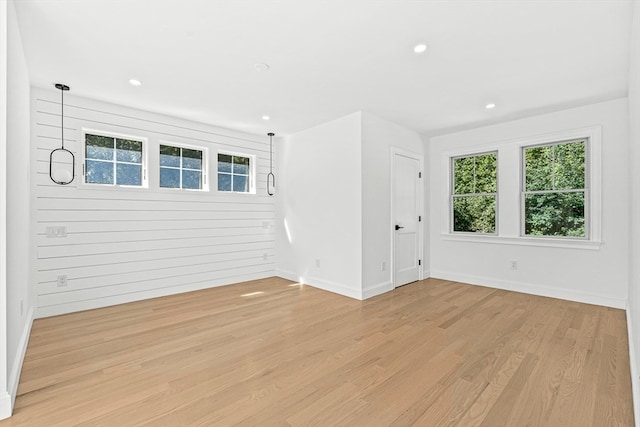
267,132,275,196
49,83,75,185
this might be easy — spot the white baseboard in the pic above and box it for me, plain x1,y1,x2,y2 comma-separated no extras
275,269,300,283
626,302,640,427
362,281,393,299
0,392,11,420
276,269,363,300
37,271,275,318
8,306,33,409
430,270,626,309
303,275,362,300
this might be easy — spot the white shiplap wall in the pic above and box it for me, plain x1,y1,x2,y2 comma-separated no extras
32,87,276,317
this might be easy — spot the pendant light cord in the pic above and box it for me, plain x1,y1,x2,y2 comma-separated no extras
267,132,275,196
61,87,65,149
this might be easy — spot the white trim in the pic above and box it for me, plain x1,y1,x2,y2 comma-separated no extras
36,271,274,318
0,392,10,421
362,281,393,299
430,269,626,309
390,147,424,287
8,307,33,407
216,150,257,195
449,150,499,235
626,302,640,427
158,140,209,192
277,270,363,300
80,128,149,189
440,233,603,250
439,126,602,243
302,275,362,300
275,269,300,283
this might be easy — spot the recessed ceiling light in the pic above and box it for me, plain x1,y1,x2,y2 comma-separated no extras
485,103,496,109
413,44,428,53
129,79,142,86
254,63,270,72
262,115,270,121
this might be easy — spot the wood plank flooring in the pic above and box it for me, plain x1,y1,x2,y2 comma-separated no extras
0,277,634,426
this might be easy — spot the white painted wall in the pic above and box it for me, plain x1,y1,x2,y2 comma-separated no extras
0,0,8,419
276,111,424,299
32,88,276,317
0,0,33,419
627,0,640,422
276,112,363,298
429,98,629,309
361,112,424,298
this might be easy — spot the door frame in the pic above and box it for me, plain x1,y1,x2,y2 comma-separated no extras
390,147,424,288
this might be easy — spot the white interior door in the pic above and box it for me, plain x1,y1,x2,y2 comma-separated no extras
392,150,422,287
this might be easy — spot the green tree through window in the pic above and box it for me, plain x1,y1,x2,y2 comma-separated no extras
85,133,143,186
523,139,586,238
451,152,497,233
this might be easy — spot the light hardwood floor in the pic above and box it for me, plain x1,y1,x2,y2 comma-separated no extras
1,277,634,426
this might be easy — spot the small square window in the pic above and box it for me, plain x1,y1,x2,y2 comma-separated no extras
218,153,252,193
160,144,206,190
84,133,145,187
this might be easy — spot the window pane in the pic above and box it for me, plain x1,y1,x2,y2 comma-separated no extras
233,174,248,192
182,170,202,189
525,146,553,191
86,134,114,160
160,167,180,188
160,145,181,167
524,192,585,237
218,154,232,172
233,156,250,175
182,148,203,170
116,163,142,186
85,160,114,184
218,173,232,191
453,157,474,194
475,153,497,193
453,196,496,233
554,140,585,190
116,139,142,163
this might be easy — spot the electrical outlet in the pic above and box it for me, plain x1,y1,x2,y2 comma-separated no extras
46,226,67,238
263,253,268,261
510,260,518,270
381,261,386,271
57,275,68,287
315,259,321,268
20,299,23,316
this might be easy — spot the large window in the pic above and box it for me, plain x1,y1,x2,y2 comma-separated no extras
523,139,587,238
84,133,145,186
218,153,252,193
451,152,497,233
160,144,206,190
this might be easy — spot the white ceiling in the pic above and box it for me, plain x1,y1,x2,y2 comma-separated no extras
14,0,633,137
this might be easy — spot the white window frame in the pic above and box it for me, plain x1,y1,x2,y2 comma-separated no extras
440,126,602,250
521,138,589,240
450,150,499,235
159,141,209,191
81,128,148,189
216,151,256,194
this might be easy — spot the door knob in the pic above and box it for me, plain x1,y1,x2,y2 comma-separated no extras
395,225,404,230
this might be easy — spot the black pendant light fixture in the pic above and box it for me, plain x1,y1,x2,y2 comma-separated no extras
49,83,75,185
267,132,275,196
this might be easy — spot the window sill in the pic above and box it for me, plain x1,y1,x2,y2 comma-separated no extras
440,233,603,250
